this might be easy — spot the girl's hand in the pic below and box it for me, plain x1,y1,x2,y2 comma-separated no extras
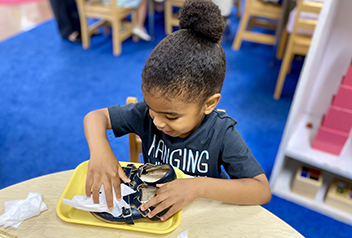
141,178,200,221
85,151,130,209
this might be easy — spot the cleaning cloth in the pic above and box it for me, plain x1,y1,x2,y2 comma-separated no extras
0,192,47,229
63,184,136,217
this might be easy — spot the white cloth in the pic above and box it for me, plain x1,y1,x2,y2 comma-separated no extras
212,0,233,17
62,184,136,217
102,0,143,8
0,192,47,229
177,230,189,238
286,0,323,35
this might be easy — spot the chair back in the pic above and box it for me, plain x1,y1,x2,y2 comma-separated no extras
126,97,142,163
232,0,282,50
292,0,323,36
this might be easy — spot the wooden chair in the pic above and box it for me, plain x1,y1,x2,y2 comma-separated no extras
126,97,142,163
164,0,185,35
232,0,282,50
76,0,137,56
164,0,240,35
273,0,323,99
234,0,241,18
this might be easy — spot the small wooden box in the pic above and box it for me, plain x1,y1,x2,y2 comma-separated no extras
325,178,352,214
291,166,323,199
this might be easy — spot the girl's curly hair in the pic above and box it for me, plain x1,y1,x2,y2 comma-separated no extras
142,0,226,105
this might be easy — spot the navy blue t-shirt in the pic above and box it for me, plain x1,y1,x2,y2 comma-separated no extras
108,101,264,179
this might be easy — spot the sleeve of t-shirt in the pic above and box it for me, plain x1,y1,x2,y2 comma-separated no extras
221,126,264,179
108,101,148,137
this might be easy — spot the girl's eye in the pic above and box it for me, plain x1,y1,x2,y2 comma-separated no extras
166,116,178,121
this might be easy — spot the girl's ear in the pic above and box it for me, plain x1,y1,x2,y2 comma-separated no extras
203,93,221,115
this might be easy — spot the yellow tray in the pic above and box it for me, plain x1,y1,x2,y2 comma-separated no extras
56,161,185,234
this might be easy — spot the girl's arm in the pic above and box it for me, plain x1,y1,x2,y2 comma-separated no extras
196,173,271,204
141,173,271,221
83,108,130,209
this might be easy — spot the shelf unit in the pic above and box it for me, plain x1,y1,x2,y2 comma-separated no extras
269,0,352,225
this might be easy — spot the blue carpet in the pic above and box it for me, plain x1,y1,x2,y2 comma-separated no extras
0,9,351,238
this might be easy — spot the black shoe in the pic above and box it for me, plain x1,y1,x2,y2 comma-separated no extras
92,163,177,225
92,184,170,224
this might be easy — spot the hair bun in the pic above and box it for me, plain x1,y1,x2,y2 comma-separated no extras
178,0,226,43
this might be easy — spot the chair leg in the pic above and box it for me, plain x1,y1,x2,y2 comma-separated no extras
233,0,241,18
112,21,122,56
164,0,172,35
274,40,294,99
131,11,139,42
276,28,288,59
232,10,250,50
132,35,139,42
78,13,90,49
248,16,255,31
104,22,110,35
287,53,294,73
237,0,241,18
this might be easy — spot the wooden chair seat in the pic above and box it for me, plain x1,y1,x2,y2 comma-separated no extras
250,0,281,18
293,35,311,46
84,5,132,18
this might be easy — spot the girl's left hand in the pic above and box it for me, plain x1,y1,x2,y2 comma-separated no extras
141,178,200,221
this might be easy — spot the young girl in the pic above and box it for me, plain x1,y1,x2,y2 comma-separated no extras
84,0,271,222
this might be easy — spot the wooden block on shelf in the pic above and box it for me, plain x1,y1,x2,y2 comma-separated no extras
342,66,352,86
291,166,323,199
325,178,352,214
332,85,352,109
312,126,349,155
322,106,352,133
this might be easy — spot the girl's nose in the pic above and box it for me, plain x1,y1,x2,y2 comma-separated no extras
153,115,166,129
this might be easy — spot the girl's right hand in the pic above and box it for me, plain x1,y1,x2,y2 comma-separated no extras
85,151,130,210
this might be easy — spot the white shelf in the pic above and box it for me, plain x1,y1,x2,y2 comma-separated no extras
269,0,352,225
286,113,352,180
271,159,352,225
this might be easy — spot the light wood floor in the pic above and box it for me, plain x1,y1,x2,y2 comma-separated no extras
0,0,53,42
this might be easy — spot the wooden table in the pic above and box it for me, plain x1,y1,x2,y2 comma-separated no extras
0,170,303,238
